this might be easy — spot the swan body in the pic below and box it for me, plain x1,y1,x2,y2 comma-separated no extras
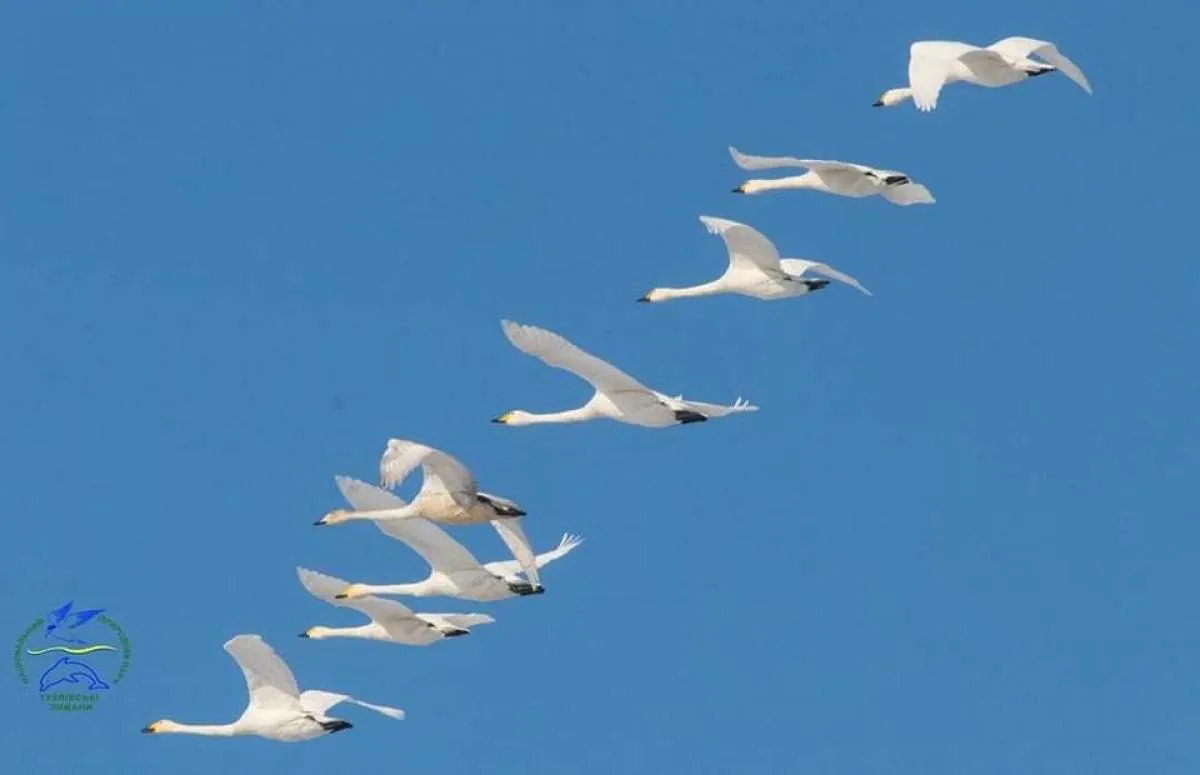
322,476,583,603
495,320,758,428
296,567,494,645
640,215,872,303
317,439,541,591
875,37,1092,112
141,634,403,742
729,147,933,205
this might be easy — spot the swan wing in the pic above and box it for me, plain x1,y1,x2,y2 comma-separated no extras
223,634,303,712
299,689,406,721
379,438,477,497
490,517,542,590
699,216,783,274
502,319,652,396
987,36,1092,94
336,476,486,573
729,147,870,177
908,41,978,111
485,533,585,579
879,182,935,206
419,613,496,630
780,259,872,296
296,566,420,621
664,395,759,418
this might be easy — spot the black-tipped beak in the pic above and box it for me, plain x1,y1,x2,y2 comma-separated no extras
491,417,502,423
872,99,884,107
312,519,326,526
731,186,744,194
141,726,155,734
637,294,650,303
298,631,310,638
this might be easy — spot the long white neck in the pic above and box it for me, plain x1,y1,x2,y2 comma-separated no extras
743,174,820,194
513,406,599,425
345,505,415,520
648,279,728,301
359,581,430,597
160,722,240,737
313,624,381,640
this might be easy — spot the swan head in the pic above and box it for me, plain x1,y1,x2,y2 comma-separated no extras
873,87,912,107
299,626,333,639
315,509,350,526
638,289,668,303
492,410,535,426
731,180,770,195
334,583,371,600
142,719,179,734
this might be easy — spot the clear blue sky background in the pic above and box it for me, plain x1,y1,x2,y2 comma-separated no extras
2,2,1197,773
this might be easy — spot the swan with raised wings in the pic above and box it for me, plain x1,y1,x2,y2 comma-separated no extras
729,146,934,204
640,215,871,303
317,439,542,591
494,319,758,427
141,634,403,742
296,567,494,645
874,37,1092,111
320,476,583,603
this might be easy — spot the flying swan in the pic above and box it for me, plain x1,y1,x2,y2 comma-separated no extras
296,566,494,645
729,146,934,205
874,37,1092,111
141,634,404,742
495,319,758,427
322,476,583,602
639,215,871,303
317,439,542,592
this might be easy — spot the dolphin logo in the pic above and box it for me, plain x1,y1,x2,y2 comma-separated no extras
38,656,110,692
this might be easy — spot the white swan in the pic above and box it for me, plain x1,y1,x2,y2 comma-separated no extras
639,215,871,303
875,37,1092,111
296,567,494,645
324,476,583,602
494,320,758,427
141,634,404,742
317,439,541,591
729,146,933,205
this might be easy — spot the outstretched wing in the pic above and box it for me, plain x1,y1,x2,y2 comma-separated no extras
728,147,861,173
779,259,873,296
908,41,980,111
987,36,1092,94
698,216,783,275
502,320,652,396
666,395,759,418
418,613,496,630
484,533,584,579
223,634,303,712
299,689,406,720
296,566,420,624
379,438,477,497
490,518,541,590
335,476,487,574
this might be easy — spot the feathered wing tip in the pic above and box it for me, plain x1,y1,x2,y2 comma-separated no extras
557,533,585,552
730,397,759,413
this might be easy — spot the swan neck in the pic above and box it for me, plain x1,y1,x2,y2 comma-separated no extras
654,280,727,300
518,407,597,424
363,582,426,597
347,505,413,520
164,722,239,736
747,175,815,193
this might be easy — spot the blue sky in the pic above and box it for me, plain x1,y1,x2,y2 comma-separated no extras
2,1,1197,772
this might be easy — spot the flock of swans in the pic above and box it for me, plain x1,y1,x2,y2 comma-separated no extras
140,32,1091,744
